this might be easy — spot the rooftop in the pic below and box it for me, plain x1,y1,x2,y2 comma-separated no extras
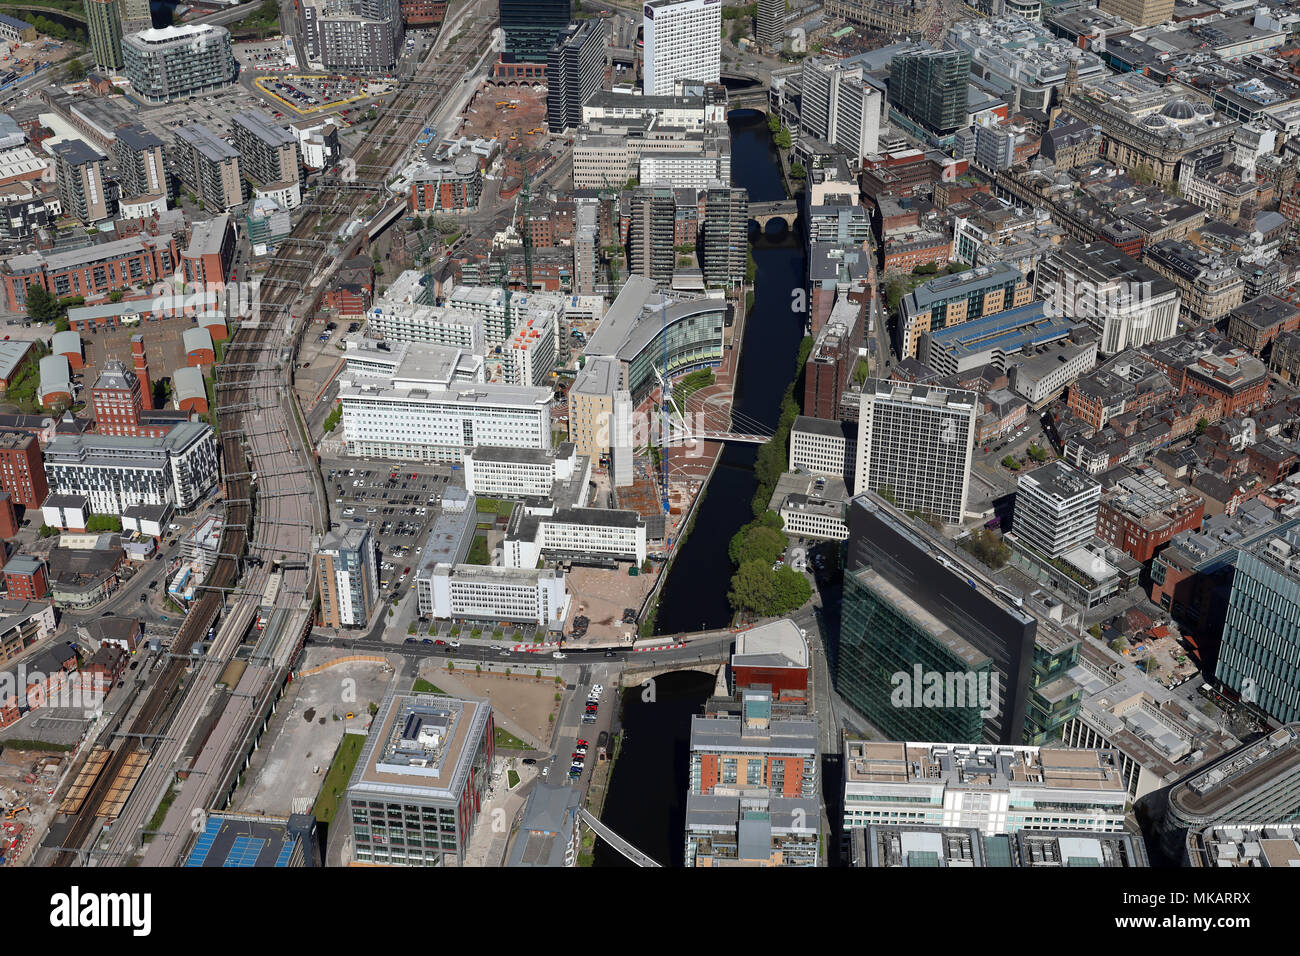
844,739,1126,792
349,693,490,800
733,618,809,671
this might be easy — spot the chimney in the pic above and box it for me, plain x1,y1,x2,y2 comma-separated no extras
131,334,154,410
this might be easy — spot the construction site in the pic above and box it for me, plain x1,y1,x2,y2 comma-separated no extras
453,80,561,197
0,744,66,867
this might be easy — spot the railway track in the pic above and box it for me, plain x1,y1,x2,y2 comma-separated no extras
51,17,495,866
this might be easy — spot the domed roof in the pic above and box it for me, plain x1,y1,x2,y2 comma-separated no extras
1142,114,1167,128
1193,102,1214,115
1160,99,1197,120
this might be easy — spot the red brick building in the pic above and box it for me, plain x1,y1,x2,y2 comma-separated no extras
322,255,375,317
0,430,47,510
860,149,956,202
0,493,17,539
1097,472,1205,563
400,0,447,26
91,360,166,438
184,327,217,367
1,233,179,312
81,643,127,697
131,335,154,411
180,214,236,287
882,232,952,276
803,298,863,420
3,554,48,600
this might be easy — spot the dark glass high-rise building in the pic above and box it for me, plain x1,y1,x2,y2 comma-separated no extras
888,49,970,136
837,495,1035,745
500,0,571,62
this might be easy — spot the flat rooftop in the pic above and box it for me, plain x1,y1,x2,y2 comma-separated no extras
349,693,490,801
844,739,1126,792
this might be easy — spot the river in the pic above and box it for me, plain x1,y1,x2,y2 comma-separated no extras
653,110,807,634
593,110,807,866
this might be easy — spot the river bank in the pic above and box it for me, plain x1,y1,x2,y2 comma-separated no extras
591,112,810,861
653,110,806,634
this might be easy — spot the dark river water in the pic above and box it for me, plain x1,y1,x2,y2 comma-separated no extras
653,110,807,635
594,111,807,866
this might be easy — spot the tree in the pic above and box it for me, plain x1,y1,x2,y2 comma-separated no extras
65,59,85,82
1195,417,1209,435
1027,444,1048,463
85,515,123,533
24,284,60,325
728,524,785,568
852,358,870,386
789,162,806,180
770,566,813,614
728,559,775,616
958,529,1011,570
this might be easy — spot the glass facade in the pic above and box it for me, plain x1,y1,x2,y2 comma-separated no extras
1217,545,1300,724
624,305,726,404
1023,639,1081,746
500,0,571,62
889,50,971,136
837,567,990,743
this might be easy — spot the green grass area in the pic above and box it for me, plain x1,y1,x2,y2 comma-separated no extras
322,403,342,433
577,829,597,867
232,0,279,36
412,678,444,693
141,782,178,843
507,770,520,789
494,727,533,751
672,368,715,409
475,497,515,516
313,732,365,825
0,738,73,753
467,535,491,565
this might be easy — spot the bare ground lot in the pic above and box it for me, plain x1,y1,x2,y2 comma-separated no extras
230,653,403,816
419,662,561,751
563,564,657,645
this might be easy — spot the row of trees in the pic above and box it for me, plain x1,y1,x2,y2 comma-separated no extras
726,512,813,617
750,335,814,517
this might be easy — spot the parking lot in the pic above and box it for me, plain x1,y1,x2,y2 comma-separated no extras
252,74,393,117
137,82,273,142
14,314,211,410
232,39,296,72
325,460,463,601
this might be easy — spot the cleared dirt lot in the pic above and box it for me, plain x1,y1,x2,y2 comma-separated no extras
77,315,203,395
231,653,403,816
419,662,561,751
563,564,656,645
454,82,549,153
